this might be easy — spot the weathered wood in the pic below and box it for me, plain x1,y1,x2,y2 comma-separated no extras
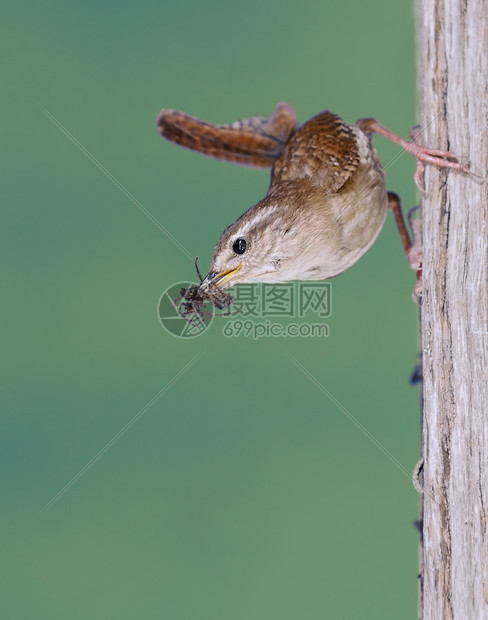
416,0,488,617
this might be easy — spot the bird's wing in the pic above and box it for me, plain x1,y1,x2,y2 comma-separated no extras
156,102,297,168
271,110,360,194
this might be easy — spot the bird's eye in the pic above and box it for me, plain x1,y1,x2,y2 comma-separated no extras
232,238,247,255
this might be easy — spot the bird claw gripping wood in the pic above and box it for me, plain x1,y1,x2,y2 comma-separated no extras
356,118,470,191
407,207,423,301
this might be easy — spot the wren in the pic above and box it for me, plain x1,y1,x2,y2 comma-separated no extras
157,102,468,303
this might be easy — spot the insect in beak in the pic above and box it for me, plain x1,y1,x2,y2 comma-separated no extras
177,258,236,323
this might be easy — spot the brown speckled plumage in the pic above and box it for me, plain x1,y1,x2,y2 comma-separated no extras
271,110,361,193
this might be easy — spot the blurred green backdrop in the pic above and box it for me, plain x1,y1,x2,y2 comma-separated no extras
2,0,422,617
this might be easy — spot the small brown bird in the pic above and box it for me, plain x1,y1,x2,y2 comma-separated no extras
157,102,467,301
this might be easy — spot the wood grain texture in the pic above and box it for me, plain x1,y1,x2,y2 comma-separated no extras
416,0,488,617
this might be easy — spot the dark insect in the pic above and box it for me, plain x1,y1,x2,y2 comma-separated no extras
177,257,234,323
178,283,207,317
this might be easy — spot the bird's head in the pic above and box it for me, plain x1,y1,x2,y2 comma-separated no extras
199,182,328,292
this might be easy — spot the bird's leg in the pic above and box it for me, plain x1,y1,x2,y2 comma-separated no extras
387,192,422,299
356,118,469,189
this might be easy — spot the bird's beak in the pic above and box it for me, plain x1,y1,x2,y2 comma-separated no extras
201,264,242,289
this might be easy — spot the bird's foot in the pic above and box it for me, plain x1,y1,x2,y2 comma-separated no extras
357,118,470,190
407,207,422,302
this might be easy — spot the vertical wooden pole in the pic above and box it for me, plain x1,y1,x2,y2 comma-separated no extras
416,0,488,617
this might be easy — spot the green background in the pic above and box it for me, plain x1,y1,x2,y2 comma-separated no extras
3,1,422,617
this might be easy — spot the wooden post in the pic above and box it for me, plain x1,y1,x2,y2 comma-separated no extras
416,0,488,617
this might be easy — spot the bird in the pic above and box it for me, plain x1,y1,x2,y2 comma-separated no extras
157,102,468,304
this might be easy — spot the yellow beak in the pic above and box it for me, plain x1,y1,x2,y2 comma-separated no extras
214,264,242,287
